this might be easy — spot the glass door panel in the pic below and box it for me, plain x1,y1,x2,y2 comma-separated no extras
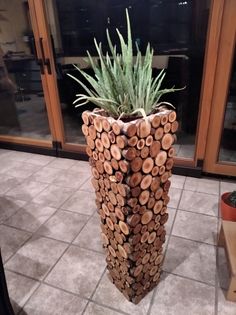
43,0,211,159
218,49,236,163
203,0,236,176
0,0,52,142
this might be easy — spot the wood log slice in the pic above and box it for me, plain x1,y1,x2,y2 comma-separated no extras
154,127,164,140
155,151,167,166
161,133,173,150
168,111,177,123
119,160,129,173
137,120,151,138
129,172,142,188
123,148,137,161
163,122,171,133
150,141,160,158
102,118,111,132
119,221,130,235
139,190,150,205
151,115,161,128
140,175,152,190
94,117,103,132
160,114,168,125
131,157,143,172
116,135,128,149
140,147,149,159
142,157,154,174
171,121,179,133
104,161,113,175
82,112,89,125
128,136,138,147
141,211,153,225
137,139,145,150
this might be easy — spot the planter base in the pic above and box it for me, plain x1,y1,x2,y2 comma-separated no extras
82,109,177,303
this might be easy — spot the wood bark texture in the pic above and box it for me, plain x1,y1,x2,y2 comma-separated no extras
82,108,177,304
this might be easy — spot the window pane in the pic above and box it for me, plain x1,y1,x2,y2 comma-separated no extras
47,0,211,157
218,48,236,163
0,1,51,140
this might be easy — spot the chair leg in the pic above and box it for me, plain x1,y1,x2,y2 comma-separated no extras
218,224,225,247
226,276,236,302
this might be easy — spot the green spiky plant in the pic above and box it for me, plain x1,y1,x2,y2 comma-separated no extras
228,191,236,207
67,9,183,119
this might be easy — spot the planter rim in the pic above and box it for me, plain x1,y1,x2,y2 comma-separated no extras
84,108,174,125
221,192,236,208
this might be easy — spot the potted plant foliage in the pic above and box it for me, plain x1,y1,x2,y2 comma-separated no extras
221,191,236,221
68,9,182,304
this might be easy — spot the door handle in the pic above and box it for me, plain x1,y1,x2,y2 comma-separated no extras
39,37,52,75
31,37,44,75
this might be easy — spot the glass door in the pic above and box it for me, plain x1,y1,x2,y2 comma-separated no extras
203,0,236,176
41,0,213,162
0,0,57,149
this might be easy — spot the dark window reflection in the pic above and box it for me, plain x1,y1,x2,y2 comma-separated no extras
52,0,210,157
219,49,236,163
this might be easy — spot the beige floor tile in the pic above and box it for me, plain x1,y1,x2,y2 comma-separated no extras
22,284,87,315
168,187,182,208
6,179,48,202
4,161,41,179
61,190,96,215
170,175,186,189
26,154,56,166
52,169,90,189
165,207,176,235
37,210,89,242
84,302,122,315
150,273,215,315
5,235,67,280
29,166,62,184
4,202,57,233
45,246,105,298
164,236,216,285
184,177,219,195
172,210,218,245
73,214,104,252
47,158,77,170
220,180,236,195
33,184,76,208
79,178,94,192
0,196,26,223
179,190,219,216
70,161,91,174
0,225,31,263
0,174,23,195
5,270,39,314
92,272,153,315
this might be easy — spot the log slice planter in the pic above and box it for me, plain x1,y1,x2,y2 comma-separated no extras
82,108,178,304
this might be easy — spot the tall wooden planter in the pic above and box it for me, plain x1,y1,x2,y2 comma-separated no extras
82,108,178,304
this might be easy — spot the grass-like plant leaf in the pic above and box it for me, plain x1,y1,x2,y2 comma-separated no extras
67,8,184,118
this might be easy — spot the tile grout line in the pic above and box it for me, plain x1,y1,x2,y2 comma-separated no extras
163,270,216,288
81,268,107,315
147,177,187,315
177,207,219,218
214,180,221,315
163,181,185,256
170,233,217,247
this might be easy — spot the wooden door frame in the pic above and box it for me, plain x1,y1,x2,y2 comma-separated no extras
203,0,236,176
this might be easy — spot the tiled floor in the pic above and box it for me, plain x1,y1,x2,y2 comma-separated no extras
0,149,236,315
